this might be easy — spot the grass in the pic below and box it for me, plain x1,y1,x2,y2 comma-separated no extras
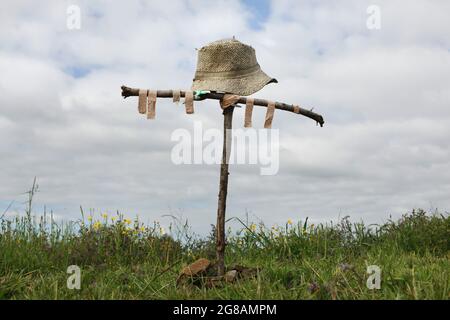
0,203,449,300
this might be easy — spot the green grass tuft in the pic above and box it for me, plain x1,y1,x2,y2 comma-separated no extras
0,209,449,300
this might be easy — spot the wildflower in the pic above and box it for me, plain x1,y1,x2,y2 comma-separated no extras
249,224,257,232
124,218,132,225
87,216,93,222
287,219,293,225
140,226,146,232
93,221,101,231
122,227,132,234
102,213,108,219
111,217,116,222
271,232,280,240
160,227,166,235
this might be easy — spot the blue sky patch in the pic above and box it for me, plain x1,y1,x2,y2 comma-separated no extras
242,0,271,30
62,64,106,78
64,65,92,78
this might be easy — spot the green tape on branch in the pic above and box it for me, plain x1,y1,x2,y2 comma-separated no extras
194,90,211,99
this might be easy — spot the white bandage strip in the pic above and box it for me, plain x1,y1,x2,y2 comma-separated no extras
138,89,148,114
264,101,275,129
244,98,254,128
184,91,194,114
147,90,157,119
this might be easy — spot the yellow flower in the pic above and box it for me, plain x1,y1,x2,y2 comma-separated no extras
124,218,132,225
87,216,93,222
160,227,166,235
93,221,101,230
140,226,146,232
287,219,293,225
250,224,257,232
111,217,116,222
102,213,108,219
122,227,132,234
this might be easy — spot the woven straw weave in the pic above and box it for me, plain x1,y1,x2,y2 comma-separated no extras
192,39,277,96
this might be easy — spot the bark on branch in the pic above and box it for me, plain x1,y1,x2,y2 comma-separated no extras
121,85,325,127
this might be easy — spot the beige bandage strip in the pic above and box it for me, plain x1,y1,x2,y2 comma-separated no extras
173,90,181,104
293,105,300,114
264,101,276,129
138,89,148,114
147,90,157,119
244,98,254,128
220,94,241,110
184,91,194,114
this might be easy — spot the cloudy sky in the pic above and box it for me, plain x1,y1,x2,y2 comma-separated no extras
1,0,449,234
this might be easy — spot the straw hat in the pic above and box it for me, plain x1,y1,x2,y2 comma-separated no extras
191,38,277,96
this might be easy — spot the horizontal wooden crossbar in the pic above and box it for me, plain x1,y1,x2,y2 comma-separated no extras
121,86,325,127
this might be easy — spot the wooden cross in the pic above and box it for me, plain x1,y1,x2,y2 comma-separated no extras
121,85,325,276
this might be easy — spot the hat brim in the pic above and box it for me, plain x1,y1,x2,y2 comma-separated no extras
192,69,277,96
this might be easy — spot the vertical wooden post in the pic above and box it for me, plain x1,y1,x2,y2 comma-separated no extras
216,105,234,276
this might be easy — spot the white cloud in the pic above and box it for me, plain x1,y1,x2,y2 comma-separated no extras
0,0,449,234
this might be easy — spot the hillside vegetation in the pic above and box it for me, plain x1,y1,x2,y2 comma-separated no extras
0,208,449,299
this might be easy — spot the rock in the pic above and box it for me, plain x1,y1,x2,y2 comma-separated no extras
229,264,259,280
176,260,259,288
180,258,211,277
224,270,238,283
177,258,211,287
